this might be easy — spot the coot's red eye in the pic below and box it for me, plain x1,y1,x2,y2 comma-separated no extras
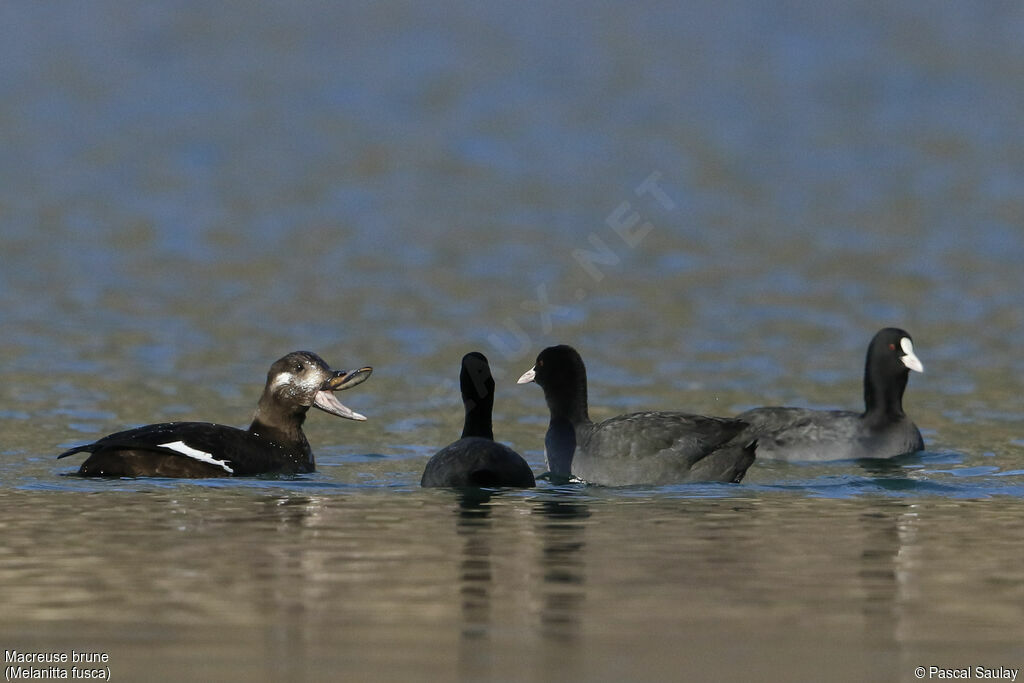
888,343,895,351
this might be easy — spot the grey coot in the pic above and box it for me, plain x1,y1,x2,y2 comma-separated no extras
517,345,755,486
59,351,372,477
421,352,535,488
737,327,925,461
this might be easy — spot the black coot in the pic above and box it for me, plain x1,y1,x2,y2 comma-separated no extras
518,345,755,485
737,327,924,461
421,352,535,488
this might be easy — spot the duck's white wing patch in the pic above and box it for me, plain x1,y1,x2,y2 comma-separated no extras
158,440,234,474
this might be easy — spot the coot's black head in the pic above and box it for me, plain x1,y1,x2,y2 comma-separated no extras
863,328,923,418
517,344,590,423
263,351,373,421
460,352,495,407
867,328,924,376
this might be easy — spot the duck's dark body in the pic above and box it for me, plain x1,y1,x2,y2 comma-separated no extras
58,351,371,478
59,421,314,477
421,352,535,488
738,328,925,462
519,345,755,486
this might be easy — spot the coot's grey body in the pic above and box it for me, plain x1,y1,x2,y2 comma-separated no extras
421,352,535,488
520,345,755,486
570,411,753,485
737,407,923,462
738,328,925,462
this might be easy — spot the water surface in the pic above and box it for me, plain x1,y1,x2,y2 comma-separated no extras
2,1,1023,681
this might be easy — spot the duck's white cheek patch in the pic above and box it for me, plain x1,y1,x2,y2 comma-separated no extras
159,440,234,474
270,372,295,391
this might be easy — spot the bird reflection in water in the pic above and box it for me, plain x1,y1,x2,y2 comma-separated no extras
448,490,592,677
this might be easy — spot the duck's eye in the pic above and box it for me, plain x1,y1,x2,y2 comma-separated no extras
294,363,305,373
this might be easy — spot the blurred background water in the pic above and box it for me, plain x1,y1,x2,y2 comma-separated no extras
1,2,1023,681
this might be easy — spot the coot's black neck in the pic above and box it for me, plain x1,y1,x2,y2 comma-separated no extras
862,360,909,424
543,375,591,427
545,416,577,478
461,394,494,440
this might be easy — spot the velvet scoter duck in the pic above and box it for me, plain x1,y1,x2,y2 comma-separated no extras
421,352,535,488
58,351,372,477
736,327,924,461
518,345,755,486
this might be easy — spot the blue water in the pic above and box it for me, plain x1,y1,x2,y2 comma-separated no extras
2,2,1024,680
